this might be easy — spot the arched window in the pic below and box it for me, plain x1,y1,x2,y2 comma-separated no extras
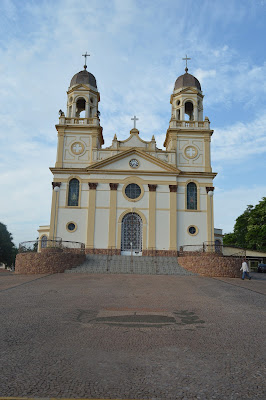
41,235,47,248
187,182,197,210
68,178,79,206
185,101,194,121
76,98,86,118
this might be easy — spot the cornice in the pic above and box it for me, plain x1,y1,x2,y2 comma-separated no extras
49,167,180,177
179,171,217,178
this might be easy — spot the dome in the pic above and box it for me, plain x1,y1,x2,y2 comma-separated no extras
70,69,97,89
174,72,201,91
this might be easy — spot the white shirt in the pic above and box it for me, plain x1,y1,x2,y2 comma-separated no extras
240,261,249,272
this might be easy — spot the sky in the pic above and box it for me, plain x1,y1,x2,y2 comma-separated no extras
0,0,266,245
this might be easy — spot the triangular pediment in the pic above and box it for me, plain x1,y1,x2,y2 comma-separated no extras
67,84,98,95
87,148,180,174
177,86,199,95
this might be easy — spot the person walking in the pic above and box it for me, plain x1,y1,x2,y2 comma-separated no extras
240,259,251,280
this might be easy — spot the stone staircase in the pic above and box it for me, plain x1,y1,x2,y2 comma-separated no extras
65,254,193,275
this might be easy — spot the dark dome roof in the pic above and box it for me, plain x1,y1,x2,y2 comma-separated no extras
70,69,97,89
174,72,201,91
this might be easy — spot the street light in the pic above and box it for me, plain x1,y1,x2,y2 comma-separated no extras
53,185,60,241
208,190,214,251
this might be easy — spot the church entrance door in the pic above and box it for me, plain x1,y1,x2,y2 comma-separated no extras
121,213,142,256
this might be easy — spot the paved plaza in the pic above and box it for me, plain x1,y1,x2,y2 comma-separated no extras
0,270,265,400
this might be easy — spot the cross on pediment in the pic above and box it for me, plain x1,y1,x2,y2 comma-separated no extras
131,115,139,129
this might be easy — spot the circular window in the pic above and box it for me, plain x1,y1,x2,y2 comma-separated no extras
66,222,77,232
188,225,198,236
125,183,141,199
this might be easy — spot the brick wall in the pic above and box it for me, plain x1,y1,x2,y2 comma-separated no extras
15,249,86,274
178,253,242,277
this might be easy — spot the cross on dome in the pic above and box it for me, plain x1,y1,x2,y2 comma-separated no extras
131,115,139,129
82,52,90,70
182,54,191,73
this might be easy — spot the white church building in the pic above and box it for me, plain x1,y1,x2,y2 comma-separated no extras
38,61,219,255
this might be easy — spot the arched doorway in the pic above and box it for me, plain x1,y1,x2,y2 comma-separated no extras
121,213,142,255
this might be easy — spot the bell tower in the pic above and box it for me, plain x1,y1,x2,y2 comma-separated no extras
164,60,213,173
55,54,104,169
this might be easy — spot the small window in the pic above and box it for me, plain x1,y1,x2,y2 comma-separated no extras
187,182,197,210
68,179,79,206
67,222,77,232
188,225,198,236
125,184,141,200
41,235,47,248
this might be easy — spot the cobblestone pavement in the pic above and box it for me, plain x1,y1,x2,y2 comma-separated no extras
0,272,265,399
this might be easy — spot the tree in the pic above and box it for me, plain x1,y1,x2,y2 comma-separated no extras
223,198,266,252
0,223,17,268
245,197,266,251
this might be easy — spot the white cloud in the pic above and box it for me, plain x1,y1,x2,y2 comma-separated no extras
214,185,266,234
212,113,266,161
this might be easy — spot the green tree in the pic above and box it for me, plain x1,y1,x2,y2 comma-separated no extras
223,198,266,252
245,197,266,251
0,223,17,268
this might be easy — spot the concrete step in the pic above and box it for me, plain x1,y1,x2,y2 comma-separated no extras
65,254,193,276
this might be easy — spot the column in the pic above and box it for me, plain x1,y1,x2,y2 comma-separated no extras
85,101,90,118
72,103,76,118
86,183,98,248
108,183,118,249
148,184,157,250
180,105,185,120
169,185,178,251
49,182,61,240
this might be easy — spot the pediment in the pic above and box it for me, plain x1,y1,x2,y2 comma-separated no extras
67,84,97,94
87,148,180,174
177,87,199,95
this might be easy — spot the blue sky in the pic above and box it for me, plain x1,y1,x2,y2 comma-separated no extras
0,0,266,245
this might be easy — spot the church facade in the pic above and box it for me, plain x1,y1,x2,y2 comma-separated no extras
38,64,217,255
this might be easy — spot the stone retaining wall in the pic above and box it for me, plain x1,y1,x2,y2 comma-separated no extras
15,249,86,274
178,253,242,277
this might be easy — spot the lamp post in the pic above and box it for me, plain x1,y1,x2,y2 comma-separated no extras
53,185,60,242
208,190,214,251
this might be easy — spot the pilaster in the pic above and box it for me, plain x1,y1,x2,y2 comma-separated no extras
169,185,178,251
49,182,61,240
86,183,98,248
108,183,118,249
148,184,157,249
206,187,215,245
